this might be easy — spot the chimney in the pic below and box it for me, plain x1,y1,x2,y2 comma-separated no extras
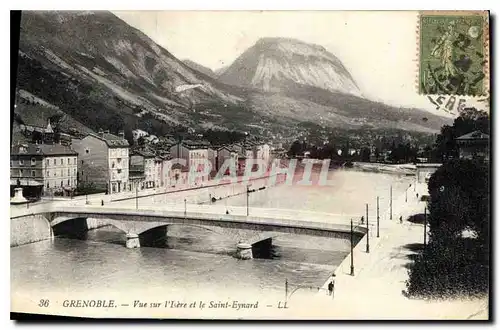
98,128,104,137
119,130,125,139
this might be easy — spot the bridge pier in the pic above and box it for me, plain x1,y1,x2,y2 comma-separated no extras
126,233,140,249
235,243,253,260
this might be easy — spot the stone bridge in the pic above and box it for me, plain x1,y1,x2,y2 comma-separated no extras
13,206,367,259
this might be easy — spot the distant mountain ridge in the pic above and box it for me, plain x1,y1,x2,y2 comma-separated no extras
219,37,362,97
182,59,217,79
15,11,451,145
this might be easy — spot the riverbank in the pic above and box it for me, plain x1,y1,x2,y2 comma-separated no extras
353,162,416,175
313,181,488,320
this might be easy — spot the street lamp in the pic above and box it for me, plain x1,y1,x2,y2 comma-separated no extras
350,219,354,276
366,203,370,253
184,198,187,217
376,196,380,238
390,184,393,220
424,206,427,247
135,183,138,210
246,184,250,216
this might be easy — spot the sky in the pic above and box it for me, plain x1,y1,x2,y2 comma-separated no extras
113,11,487,116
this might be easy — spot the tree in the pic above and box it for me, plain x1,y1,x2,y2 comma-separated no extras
434,107,489,161
124,127,134,146
137,136,146,147
427,159,489,243
405,158,490,298
288,141,303,157
360,147,371,162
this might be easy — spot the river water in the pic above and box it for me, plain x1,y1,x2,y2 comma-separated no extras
11,168,414,300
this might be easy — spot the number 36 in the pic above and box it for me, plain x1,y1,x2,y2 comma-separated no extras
38,299,50,307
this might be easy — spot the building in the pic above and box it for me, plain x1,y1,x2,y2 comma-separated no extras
71,130,130,194
169,140,210,183
129,149,156,189
415,163,442,184
10,143,78,198
456,131,489,162
256,143,271,164
216,146,238,174
207,146,218,176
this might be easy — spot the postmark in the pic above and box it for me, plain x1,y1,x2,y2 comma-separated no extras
418,11,489,96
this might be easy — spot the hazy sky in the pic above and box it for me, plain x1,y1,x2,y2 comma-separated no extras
113,11,485,115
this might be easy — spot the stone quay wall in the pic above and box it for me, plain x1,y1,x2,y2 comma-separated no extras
11,214,52,247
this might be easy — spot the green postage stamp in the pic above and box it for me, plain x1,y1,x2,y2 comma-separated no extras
419,11,489,96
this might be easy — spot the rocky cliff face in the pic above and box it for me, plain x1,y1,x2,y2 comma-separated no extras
16,11,251,135
219,37,362,97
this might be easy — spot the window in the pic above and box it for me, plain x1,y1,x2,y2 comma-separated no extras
54,171,56,177
47,170,50,177
19,169,23,177
112,162,115,168
19,159,24,166
60,181,63,187
60,170,63,177
81,160,84,165
74,169,76,175
117,169,122,174
74,158,77,165
47,182,50,189
67,158,70,164
46,159,50,166
60,159,63,165
68,169,70,176
117,158,122,163
31,170,35,177
67,179,70,186
74,179,77,186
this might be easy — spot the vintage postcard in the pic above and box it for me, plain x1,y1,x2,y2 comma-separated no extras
10,10,490,320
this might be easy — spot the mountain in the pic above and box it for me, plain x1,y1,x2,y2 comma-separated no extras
219,37,362,97
182,59,216,79
14,12,451,146
218,37,450,133
15,10,266,138
214,65,229,77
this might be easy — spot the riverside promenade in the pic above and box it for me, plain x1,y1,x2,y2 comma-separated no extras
312,182,488,320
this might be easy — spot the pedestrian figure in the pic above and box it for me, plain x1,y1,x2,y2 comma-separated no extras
226,210,229,215
399,215,403,224
360,216,364,225
101,199,104,206
416,193,419,199
328,281,334,296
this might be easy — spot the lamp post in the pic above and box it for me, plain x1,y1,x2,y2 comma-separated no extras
366,203,370,253
184,198,187,217
246,184,250,216
390,184,393,220
376,196,380,238
405,186,408,202
424,206,427,247
135,183,138,210
350,219,354,276
285,278,289,302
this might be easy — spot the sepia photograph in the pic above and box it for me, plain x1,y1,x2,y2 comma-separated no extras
9,9,491,320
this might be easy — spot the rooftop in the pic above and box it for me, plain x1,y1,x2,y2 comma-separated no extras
456,130,490,141
87,132,129,148
131,148,156,158
11,143,78,156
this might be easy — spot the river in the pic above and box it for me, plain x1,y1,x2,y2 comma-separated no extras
11,168,414,301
